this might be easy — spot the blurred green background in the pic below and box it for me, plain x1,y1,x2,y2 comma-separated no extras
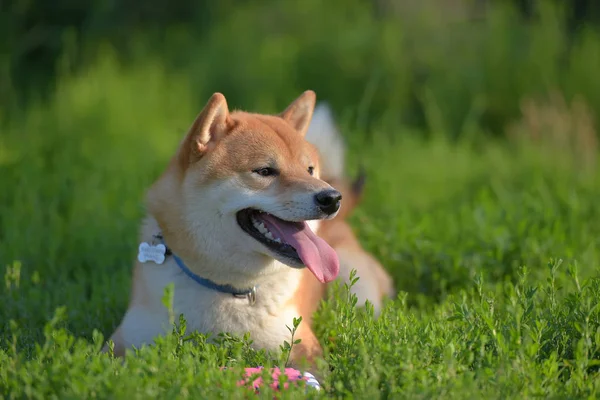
2,0,600,137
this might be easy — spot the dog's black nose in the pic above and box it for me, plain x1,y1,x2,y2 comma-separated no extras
315,189,342,215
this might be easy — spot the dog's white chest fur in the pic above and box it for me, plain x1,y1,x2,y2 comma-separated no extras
117,255,304,353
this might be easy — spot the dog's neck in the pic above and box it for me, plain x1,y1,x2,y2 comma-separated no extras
139,215,302,300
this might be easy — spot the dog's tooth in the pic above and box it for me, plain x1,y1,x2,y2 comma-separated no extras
265,232,274,240
274,237,281,243
252,219,265,230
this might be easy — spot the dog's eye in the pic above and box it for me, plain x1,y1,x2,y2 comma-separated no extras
307,166,315,176
253,167,277,177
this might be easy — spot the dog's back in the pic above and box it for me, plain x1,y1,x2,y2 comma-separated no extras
306,104,394,314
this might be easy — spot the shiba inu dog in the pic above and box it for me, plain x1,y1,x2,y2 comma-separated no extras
106,91,394,367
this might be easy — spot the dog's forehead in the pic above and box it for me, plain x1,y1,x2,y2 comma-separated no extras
198,112,319,179
228,113,317,159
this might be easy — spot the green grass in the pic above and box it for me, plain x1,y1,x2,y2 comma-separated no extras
6,1,600,140
2,53,600,398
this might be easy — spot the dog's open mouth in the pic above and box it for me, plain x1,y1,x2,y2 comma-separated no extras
236,209,339,283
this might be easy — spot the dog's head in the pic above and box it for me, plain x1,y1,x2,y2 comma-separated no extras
148,91,340,284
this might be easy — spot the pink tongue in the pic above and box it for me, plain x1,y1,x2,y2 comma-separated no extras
259,214,339,283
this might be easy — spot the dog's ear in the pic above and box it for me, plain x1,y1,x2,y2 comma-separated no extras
279,90,316,137
179,93,232,165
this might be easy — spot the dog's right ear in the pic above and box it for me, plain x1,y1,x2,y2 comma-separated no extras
280,90,317,137
178,93,231,166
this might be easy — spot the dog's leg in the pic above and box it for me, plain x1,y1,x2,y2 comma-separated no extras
336,246,394,316
101,326,127,357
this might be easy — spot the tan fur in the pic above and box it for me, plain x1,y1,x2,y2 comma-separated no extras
323,173,395,305
286,268,327,365
104,91,393,369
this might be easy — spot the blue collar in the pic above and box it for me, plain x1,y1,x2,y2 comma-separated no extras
157,234,257,304
171,254,257,302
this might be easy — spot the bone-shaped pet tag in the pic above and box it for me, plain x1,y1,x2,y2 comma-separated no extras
137,242,166,264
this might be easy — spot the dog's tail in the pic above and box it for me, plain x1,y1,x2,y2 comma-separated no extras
306,103,365,218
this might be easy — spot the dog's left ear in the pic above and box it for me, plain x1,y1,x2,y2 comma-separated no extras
179,93,232,166
280,90,317,137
